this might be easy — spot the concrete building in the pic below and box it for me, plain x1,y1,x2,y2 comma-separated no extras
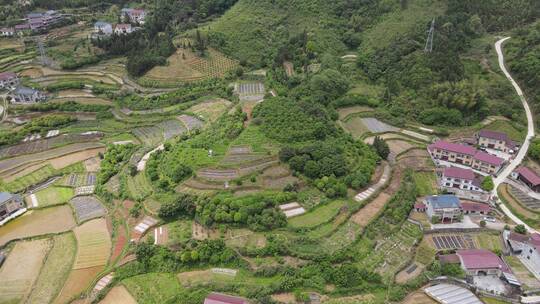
0,27,14,37
0,192,24,221
8,86,47,104
0,72,19,89
440,167,489,202
114,24,132,35
428,140,505,175
94,21,113,35
513,167,540,193
121,8,146,24
204,293,250,304
14,23,30,35
477,130,517,153
460,201,491,215
424,194,462,222
505,231,540,272
25,10,63,32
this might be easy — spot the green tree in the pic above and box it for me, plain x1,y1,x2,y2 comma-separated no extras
372,136,390,160
481,176,494,191
514,224,527,234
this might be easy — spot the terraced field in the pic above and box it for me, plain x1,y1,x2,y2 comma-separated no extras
31,186,74,208
72,218,111,269
70,196,107,223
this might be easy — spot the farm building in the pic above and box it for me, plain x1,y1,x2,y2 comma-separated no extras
477,130,517,153
460,201,491,215
121,8,146,24
414,202,426,212
14,23,30,35
114,24,132,35
423,194,462,222
439,167,489,201
0,72,19,89
513,167,540,193
504,231,540,272
204,293,250,304
94,21,113,35
0,27,14,37
7,86,47,104
428,140,505,175
25,10,63,32
0,192,24,221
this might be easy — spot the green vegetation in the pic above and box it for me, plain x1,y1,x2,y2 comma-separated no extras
0,114,76,146
34,186,74,208
97,144,137,185
0,163,85,193
123,273,183,304
412,172,438,196
288,200,345,228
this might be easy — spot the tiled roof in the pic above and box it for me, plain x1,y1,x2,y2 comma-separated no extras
443,167,475,180
508,231,529,243
460,201,491,213
426,195,461,209
429,141,476,156
414,202,426,209
439,254,460,264
95,21,111,27
15,24,30,29
474,151,504,166
516,167,540,186
115,24,131,30
456,249,509,272
204,293,249,304
0,72,17,81
478,130,509,142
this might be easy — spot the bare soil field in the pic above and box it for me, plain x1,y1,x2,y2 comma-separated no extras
395,262,425,284
49,147,105,169
0,239,51,303
387,140,415,155
111,224,127,264
56,89,94,98
401,290,437,304
73,218,111,269
84,157,101,172
351,192,390,226
54,266,102,304
0,205,76,246
99,285,137,304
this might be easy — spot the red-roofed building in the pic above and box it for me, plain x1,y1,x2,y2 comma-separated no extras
0,27,14,37
204,293,250,304
428,141,476,165
456,249,511,276
414,202,426,212
114,24,132,34
472,151,505,174
477,130,517,153
0,72,19,89
439,167,489,202
514,167,540,192
461,201,491,215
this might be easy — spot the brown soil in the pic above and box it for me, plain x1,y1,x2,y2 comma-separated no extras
191,221,219,240
395,262,425,284
53,266,103,304
271,293,296,303
0,205,76,246
351,192,390,226
49,147,105,169
401,290,437,304
83,157,101,172
99,285,137,304
111,225,127,264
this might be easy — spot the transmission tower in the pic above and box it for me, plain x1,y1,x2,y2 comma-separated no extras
424,18,435,53
36,38,50,66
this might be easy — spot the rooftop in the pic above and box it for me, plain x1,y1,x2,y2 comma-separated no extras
460,201,491,213
0,192,13,204
516,166,540,186
429,140,476,156
204,293,249,304
474,151,504,166
95,21,111,27
439,254,460,264
443,167,475,180
115,24,132,30
13,86,39,95
0,72,17,81
478,129,509,142
456,249,510,272
426,194,461,209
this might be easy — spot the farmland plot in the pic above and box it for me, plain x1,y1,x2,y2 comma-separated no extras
62,172,97,187
133,126,163,146
73,218,111,269
0,205,76,246
70,196,107,223
188,98,231,122
237,82,265,102
0,239,51,303
31,186,74,208
123,273,183,304
361,117,399,133
99,285,137,304
157,120,187,140
26,233,77,304
126,173,153,200
177,114,204,131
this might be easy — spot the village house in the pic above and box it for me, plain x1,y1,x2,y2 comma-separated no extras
94,21,113,35
204,292,250,304
512,166,540,193
460,201,491,215
504,231,540,272
424,194,462,222
0,72,19,90
0,192,24,221
14,23,30,35
428,140,505,175
439,167,489,201
0,27,14,37
24,10,63,32
121,8,146,24
477,130,517,153
114,23,132,35
8,86,47,104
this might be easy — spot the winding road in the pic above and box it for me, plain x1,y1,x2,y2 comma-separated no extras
492,37,537,233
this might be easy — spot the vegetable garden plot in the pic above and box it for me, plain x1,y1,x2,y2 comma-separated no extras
360,117,399,133
70,196,106,222
132,126,163,146
177,114,204,131
431,234,475,250
63,172,97,187
237,82,265,95
156,120,186,140
73,218,111,269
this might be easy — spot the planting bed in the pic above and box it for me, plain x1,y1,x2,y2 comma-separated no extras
0,132,103,159
73,218,111,269
509,185,540,210
188,98,231,122
54,266,102,304
32,186,74,208
133,126,163,146
70,196,107,222
27,233,77,304
157,119,187,140
177,114,204,131
429,233,476,250
123,273,183,304
0,205,76,246
99,285,137,304
237,82,265,95
62,172,97,187
0,239,50,304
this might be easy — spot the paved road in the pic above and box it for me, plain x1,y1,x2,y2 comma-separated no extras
492,37,537,233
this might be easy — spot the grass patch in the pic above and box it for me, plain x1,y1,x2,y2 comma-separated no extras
123,273,183,304
127,172,153,201
288,200,345,229
474,233,502,251
481,119,526,141
415,239,436,265
340,117,370,139
167,220,192,247
27,233,77,304
412,171,438,196
34,186,74,208
230,125,280,154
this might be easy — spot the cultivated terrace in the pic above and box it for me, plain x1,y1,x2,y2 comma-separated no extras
0,0,539,304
